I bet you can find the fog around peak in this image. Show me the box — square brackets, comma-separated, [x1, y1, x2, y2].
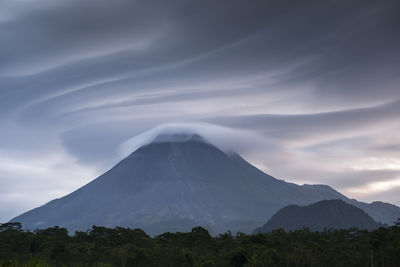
[1, 0, 399, 222]
[119, 123, 276, 158]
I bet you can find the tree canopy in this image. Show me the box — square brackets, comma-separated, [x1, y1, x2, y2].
[1, 222, 400, 266]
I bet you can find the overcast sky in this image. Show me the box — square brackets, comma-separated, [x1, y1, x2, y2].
[1, 0, 400, 222]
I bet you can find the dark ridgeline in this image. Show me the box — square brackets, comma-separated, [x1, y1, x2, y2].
[254, 199, 386, 233]
[11, 133, 400, 235]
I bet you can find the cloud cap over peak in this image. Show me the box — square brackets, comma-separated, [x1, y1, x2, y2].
[0, 0, 399, 222]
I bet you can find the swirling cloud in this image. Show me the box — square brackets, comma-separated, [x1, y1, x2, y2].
[0, 0, 399, 222]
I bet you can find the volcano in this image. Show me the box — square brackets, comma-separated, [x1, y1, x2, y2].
[11, 134, 400, 235]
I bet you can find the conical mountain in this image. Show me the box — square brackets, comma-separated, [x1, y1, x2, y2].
[11, 134, 400, 235]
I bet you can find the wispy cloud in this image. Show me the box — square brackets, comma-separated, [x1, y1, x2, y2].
[0, 0, 399, 222]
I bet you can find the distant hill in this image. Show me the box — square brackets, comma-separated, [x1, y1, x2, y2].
[254, 199, 385, 233]
[11, 133, 400, 235]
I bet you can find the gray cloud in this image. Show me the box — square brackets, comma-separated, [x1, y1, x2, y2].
[1, 0, 400, 222]
[208, 100, 400, 143]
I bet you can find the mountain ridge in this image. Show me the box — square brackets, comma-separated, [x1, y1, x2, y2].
[11, 134, 400, 235]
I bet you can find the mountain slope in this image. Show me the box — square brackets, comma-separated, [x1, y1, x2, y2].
[254, 199, 385, 232]
[11, 134, 400, 235]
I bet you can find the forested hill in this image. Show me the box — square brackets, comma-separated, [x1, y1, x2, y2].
[255, 199, 385, 233]
[1, 221, 400, 266]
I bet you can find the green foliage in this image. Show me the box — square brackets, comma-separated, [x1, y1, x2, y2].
[0, 222, 400, 266]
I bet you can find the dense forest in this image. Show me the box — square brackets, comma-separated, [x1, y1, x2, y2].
[1, 221, 400, 267]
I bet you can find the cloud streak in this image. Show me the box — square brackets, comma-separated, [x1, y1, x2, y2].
[0, 0, 399, 222]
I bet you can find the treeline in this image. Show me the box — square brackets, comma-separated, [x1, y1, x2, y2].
[1, 221, 400, 267]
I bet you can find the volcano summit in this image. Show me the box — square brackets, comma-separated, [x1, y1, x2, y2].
[12, 133, 400, 235]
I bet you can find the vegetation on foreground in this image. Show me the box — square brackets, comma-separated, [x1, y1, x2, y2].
[1, 221, 400, 267]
